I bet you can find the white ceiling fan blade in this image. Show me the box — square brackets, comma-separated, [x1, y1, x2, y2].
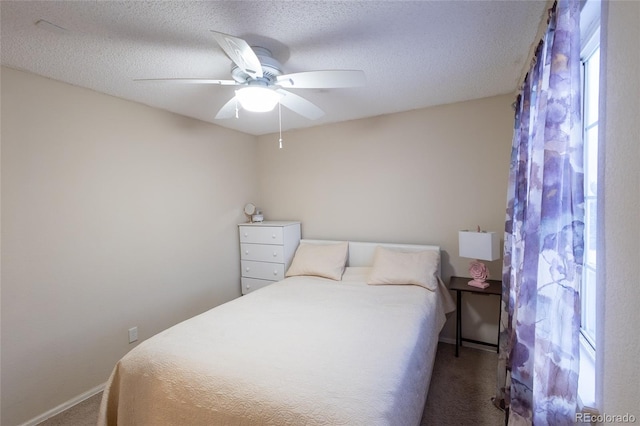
[211, 31, 263, 79]
[276, 89, 324, 120]
[276, 70, 365, 89]
[215, 96, 238, 120]
[134, 78, 238, 85]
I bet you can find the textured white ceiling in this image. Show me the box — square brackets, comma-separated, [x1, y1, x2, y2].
[0, 1, 548, 136]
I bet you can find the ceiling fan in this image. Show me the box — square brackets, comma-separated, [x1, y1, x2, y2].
[135, 31, 366, 120]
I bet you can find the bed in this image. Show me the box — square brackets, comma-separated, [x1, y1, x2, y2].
[98, 239, 455, 426]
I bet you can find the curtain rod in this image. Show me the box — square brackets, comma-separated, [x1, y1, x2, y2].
[512, 0, 558, 111]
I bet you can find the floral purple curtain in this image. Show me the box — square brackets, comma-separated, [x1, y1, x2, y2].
[493, 0, 583, 424]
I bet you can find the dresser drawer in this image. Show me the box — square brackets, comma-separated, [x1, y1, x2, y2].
[241, 277, 274, 295]
[240, 243, 284, 263]
[241, 260, 286, 281]
[239, 226, 283, 245]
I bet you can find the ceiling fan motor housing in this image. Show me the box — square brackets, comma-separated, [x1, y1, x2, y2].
[231, 47, 283, 84]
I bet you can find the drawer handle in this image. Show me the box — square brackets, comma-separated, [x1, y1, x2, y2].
[272, 234, 276, 239]
[273, 270, 278, 275]
[245, 250, 249, 255]
[245, 267, 250, 272]
[244, 232, 248, 237]
[272, 252, 277, 257]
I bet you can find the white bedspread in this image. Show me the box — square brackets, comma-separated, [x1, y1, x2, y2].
[98, 273, 453, 426]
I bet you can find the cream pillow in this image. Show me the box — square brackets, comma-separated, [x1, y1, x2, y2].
[367, 246, 439, 290]
[285, 242, 349, 281]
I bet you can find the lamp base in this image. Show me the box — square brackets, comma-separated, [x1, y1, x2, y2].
[467, 279, 490, 289]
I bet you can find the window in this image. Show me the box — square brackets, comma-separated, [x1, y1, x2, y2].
[577, 0, 600, 410]
[581, 33, 599, 351]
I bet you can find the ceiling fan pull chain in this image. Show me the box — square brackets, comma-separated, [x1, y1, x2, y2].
[278, 102, 283, 149]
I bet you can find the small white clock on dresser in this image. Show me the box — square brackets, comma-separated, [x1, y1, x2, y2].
[238, 221, 301, 295]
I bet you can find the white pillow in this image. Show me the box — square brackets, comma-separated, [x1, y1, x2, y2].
[285, 242, 349, 281]
[367, 246, 439, 290]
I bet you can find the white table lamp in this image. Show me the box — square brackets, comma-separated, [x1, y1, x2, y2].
[459, 229, 500, 289]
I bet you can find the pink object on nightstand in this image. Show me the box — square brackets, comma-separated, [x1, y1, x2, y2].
[467, 279, 490, 289]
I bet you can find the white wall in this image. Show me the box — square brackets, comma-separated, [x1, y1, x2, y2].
[599, 0, 640, 417]
[256, 95, 514, 344]
[0, 67, 257, 426]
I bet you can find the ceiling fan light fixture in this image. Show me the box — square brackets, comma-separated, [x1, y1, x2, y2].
[235, 87, 281, 112]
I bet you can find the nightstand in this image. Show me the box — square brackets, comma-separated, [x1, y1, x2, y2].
[449, 276, 502, 357]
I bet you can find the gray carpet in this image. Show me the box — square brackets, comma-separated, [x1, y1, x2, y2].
[38, 343, 504, 425]
[421, 343, 504, 425]
[37, 393, 102, 426]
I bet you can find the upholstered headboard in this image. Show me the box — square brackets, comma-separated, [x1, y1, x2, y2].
[299, 239, 441, 276]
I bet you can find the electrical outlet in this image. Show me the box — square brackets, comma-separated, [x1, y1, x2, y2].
[128, 326, 138, 343]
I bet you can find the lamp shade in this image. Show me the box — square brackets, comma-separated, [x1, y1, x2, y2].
[459, 231, 500, 261]
[235, 87, 281, 112]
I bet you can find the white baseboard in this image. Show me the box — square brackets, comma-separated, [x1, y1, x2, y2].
[19, 383, 105, 426]
[439, 336, 499, 353]
[439, 337, 456, 345]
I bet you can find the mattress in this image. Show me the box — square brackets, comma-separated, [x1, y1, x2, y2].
[98, 268, 453, 426]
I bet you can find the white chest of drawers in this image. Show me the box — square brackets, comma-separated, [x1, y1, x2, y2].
[238, 221, 301, 295]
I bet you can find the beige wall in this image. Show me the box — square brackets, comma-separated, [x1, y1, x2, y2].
[1, 67, 257, 425]
[256, 95, 514, 344]
[599, 0, 640, 417]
